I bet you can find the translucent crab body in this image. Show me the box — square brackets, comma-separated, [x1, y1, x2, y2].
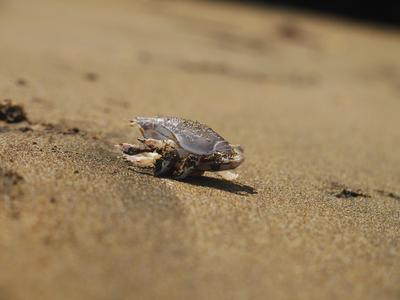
[119, 117, 244, 180]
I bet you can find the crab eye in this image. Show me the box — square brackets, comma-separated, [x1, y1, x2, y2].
[236, 145, 244, 153]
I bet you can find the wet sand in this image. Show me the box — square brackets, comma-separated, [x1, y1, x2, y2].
[1, 1, 400, 299]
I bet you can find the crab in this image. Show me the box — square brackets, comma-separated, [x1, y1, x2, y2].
[118, 117, 244, 180]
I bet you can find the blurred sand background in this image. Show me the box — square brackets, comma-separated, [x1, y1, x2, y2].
[1, 0, 400, 299]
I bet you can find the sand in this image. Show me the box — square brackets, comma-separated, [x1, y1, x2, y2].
[0, 1, 400, 299]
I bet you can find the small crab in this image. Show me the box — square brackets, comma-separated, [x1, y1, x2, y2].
[118, 117, 244, 180]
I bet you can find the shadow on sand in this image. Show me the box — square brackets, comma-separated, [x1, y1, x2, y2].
[182, 176, 257, 196]
[128, 167, 257, 196]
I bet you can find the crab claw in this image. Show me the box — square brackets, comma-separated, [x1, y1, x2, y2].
[116, 143, 143, 155]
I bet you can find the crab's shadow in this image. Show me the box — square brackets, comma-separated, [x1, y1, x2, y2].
[182, 176, 257, 196]
[128, 167, 257, 196]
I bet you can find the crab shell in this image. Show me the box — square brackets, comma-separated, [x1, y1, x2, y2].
[133, 117, 244, 171]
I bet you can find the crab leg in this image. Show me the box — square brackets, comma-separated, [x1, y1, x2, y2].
[172, 154, 200, 179]
[119, 138, 176, 154]
[124, 152, 161, 168]
[154, 149, 179, 176]
[142, 138, 178, 151]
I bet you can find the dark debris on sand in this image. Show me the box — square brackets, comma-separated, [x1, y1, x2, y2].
[63, 127, 80, 135]
[84, 72, 98, 82]
[335, 189, 370, 199]
[15, 78, 28, 86]
[0, 168, 24, 186]
[328, 182, 370, 199]
[0, 99, 28, 123]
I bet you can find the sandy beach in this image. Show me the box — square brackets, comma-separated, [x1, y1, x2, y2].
[1, 1, 400, 299]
